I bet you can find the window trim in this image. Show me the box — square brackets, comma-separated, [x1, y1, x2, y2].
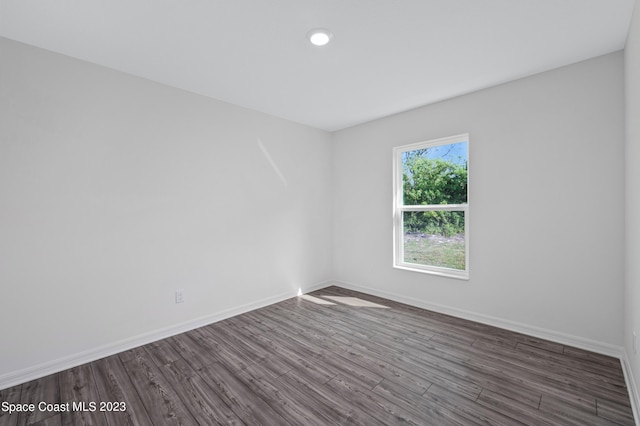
[393, 133, 469, 280]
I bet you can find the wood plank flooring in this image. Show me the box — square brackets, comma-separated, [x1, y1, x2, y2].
[0, 286, 635, 425]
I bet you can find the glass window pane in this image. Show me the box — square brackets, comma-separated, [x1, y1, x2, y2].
[403, 210, 465, 270]
[402, 141, 468, 205]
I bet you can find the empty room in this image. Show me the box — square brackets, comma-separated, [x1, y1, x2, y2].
[1, 0, 640, 425]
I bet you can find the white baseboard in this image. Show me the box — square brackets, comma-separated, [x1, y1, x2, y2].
[621, 351, 640, 426]
[0, 280, 332, 391]
[331, 280, 624, 358]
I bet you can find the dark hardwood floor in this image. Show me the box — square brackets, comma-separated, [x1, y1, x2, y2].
[0, 286, 635, 425]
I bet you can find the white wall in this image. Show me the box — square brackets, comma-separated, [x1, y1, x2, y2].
[625, 0, 640, 412]
[0, 37, 333, 383]
[0, 32, 630, 392]
[332, 52, 626, 350]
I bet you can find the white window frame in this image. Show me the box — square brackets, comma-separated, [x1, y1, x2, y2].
[393, 134, 469, 280]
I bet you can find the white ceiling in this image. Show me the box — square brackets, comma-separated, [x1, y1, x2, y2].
[0, 0, 635, 131]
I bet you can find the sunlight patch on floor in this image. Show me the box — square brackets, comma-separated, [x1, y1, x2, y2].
[300, 294, 336, 305]
[322, 296, 389, 308]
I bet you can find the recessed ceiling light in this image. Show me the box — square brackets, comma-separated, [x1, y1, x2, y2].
[307, 28, 333, 46]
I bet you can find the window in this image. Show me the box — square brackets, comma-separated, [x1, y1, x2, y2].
[393, 134, 469, 279]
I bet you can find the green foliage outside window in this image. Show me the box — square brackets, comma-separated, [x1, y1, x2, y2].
[402, 153, 467, 237]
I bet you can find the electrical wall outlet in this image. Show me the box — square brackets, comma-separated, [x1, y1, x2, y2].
[175, 289, 185, 304]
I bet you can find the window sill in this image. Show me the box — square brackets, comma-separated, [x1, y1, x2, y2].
[394, 264, 469, 281]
